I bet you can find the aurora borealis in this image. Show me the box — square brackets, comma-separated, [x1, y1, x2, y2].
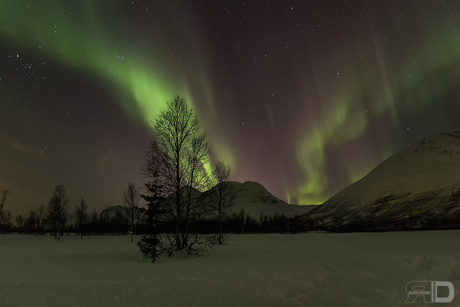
[1, 1, 460, 215]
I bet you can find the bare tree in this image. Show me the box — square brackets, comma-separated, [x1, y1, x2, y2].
[26, 210, 36, 233]
[210, 161, 236, 244]
[74, 199, 88, 239]
[90, 208, 98, 234]
[239, 208, 246, 235]
[0, 190, 9, 211]
[123, 183, 141, 242]
[0, 190, 10, 226]
[3, 209, 13, 231]
[15, 215, 23, 231]
[144, 96, 210, 252]
[47, 185, 69, 241]
[100, 205, 110, 235]
[183, 133, 211, 246]
[4, 209, 12, 231]
[36, 205, 45, 237]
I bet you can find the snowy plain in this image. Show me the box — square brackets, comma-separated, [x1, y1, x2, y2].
[1, 231, 460, 307]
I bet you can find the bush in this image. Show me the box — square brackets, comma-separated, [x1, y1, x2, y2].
[137, 234, 163, 262]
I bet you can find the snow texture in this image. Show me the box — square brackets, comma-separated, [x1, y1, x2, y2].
[1, 231, 460, 306]
[226, 181, 316, 217]
[307, 131, 460, 224]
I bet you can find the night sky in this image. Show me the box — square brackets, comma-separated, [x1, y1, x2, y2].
[1, 1, 460, 216]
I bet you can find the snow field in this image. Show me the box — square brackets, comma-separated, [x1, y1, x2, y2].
[1, 231, 460, 306]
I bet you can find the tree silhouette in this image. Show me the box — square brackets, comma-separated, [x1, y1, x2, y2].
[144, 96, 210, 252]
[239, 208, 246, 235]
[47, 185, 69, 241]
[90, 208, 99, 234]
[25, 210, 36, 233]
[36, 205, 45, 236]
[75, 199, 88, 239]
[139, 162, 167, 262]
[15, 214, 23, 231]
[210, 161, 236, 244]
[183, 133, 210, 246]
[0, 190, 10, 227]
[0, 190, 9, 211]
[123, 183, 140, 242]
[3, 210, 12, 231]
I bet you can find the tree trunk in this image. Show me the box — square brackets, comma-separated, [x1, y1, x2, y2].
[175, 221, 181, 250]
[175, 178, 182, 250]
[218, 202, 223, 244]
[175, 194, 182, 250]
[218, 223, 223, 244]
[175, 148, 182, 251]
[130, 225, 133, 243]
[57, 210, 61, 241]
[131, 207, 134, 243]
[184, 185, 193, 248]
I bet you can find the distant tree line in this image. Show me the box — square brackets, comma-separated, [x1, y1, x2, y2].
[0, 186, 312, 237]
[7, 198, 460, 237]
[303, 204, 460, 233]
[0, 184, 143, 237]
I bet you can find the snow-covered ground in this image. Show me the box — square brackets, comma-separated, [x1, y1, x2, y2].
[1, 231, 460, 306]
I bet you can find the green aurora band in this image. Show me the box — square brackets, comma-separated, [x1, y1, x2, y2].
[0, 1, 235, 177]
[0, 2, 175, 123]
[2, 2, 460, 205]
[293, 25, 460, 205]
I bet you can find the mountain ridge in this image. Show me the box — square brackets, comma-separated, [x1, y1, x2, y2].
[302, 131, 460, 230]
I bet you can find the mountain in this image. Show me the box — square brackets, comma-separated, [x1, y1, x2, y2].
[161, 181, 316, 218]
[223, 181, 316, 218]
[302, 131, 460, 230]
[100, 205, 127, 219]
